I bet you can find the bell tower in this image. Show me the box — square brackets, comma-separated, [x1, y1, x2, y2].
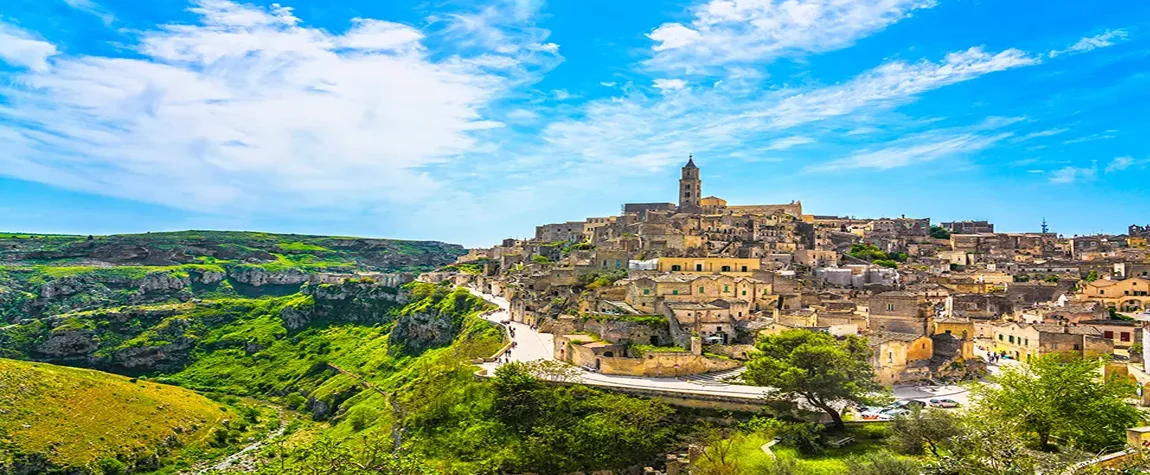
[679, 155, 701, 211]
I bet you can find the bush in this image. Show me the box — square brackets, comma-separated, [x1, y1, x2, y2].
[345, 405, 380, 432]
[283, 393, 306, 410]
[94, 458, 126, 475]
[845, 452, 921, 475]
[778, 422, 824, 455]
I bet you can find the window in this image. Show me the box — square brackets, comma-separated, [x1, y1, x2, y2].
[1073, 344, 1081, 350]
[1024, 338, 1028, 346]
[742, 290, 747, 296]
[886, 303, 895, 311]
[696, 264, 703, 272]
[699, 286, 705, 293]
[721, 265, 731, 272]
[615, 259, 621, 268]
[643, 289, 650, 295]
[1009, 335, 1015, 344]
[1100, 290, 1105, 295]
[1104, 331, 1114, 339]
[716, 326, 722, 332]
[672, 290, 679, 295]
[998, 334, 1004, 341]
[723, 285, 729, 292]
[741, 266, 748, 272]
[672, 264, 682, 271]
[888, 351, 893, 363]
[1122, 332, 1131, 342]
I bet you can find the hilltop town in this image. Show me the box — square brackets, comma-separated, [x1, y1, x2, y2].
[435, 157, 1150, 387]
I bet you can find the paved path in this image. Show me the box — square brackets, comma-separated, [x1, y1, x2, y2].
[467, 287, 972, 405]
[467, 288, 775, 401]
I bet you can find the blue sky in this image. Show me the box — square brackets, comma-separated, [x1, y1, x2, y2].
[0, 0, 1147, 247]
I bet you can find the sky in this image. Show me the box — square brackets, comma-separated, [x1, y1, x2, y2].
[0, 0, 1147, 247]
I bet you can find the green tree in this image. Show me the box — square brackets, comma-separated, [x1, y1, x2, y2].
[890, 407, 962, 456]
[924, 408, 1040, 475]
[1085, 270, 1100, 282]
[930, 226, 951, 239]
[974, 354, 1142, 451]
[744, 329, 885, 428]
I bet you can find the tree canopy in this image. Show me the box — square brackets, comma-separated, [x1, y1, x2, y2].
[743, 329, 885, 428]
[974, 354, 1143, 452]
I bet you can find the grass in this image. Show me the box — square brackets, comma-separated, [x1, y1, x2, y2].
[706, 423, 917, 475]
[0, 358, 229, 470]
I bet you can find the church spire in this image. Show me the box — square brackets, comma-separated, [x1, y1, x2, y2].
[684, 154, 697, 169]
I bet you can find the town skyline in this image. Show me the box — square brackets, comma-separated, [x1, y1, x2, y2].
[1, 0, 1147, 246]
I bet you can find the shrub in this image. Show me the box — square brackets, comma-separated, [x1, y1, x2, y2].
[345, 405, 380, 432]
[778, 422, 824, 455]
[94, 458, 126, 475]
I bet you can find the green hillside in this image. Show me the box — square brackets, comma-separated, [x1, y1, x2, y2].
[0, 358, 264, 474]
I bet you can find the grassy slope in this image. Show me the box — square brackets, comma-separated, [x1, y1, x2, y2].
[0, 358, 226, 469]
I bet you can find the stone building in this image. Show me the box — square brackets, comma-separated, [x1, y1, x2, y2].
[942, 220, 995, 234]
[1081, 277, 1150, 312]
[868, 291, 931, 334]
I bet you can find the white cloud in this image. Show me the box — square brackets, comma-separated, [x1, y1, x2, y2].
[1105, 156, 1146, 174]
[63, 0, 116, 25]
[653, 78, 687, 91]
[1050, 30, 1128, 57]
[764, 135, 813, 150]
[1049, 162, 1098, 184]
[0, 0, 558, 215]
[599, 81, 617, 87]
[1015, 127, 1069, 142]
[807, 129, 1011, 172]
[0, 22, 59, 71]
[647, 0, 938, 71]
[759, 48, 1039, 128]
[531, 46, 1039, 177]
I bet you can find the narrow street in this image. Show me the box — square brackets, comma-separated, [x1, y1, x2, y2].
[468, 287, 985, 406]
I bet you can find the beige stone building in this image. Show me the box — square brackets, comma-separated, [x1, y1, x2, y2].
[870, 333, 935, 386]
[868, 291, 932, 335]
[991, 322, 1114, 361]
[622, 274, 776, 314]
[1081, 278, 1150, 312]
[655, 257, 761, 276]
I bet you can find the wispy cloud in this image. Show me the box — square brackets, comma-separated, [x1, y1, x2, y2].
[806, 127, 1012, 172]
[1050, 30, 1129, 57]
[646, 0, 938, 72]
[764, 136, 814, 150]
[62, 0, 116, 25]
[653, 78, 687, 91]
[1105, 156, 1147, 173]
[0, 22, 58, 71]
[0, 0, 559, 214]
[1049, 162, 1098, 184]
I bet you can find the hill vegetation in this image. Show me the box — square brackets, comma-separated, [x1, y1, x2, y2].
[0, 358, 272, 474]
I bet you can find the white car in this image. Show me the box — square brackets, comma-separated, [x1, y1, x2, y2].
[929, 398, 961, 408]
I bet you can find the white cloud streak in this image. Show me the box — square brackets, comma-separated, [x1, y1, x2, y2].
[1050, 30, 1128, 57]
[646, 0, 938, 71]
[1049, 162, 1098, 184]
[0, 22, 58, 71]
[0, 0, 560, 215]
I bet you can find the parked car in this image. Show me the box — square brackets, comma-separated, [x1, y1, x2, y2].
[929, 398, 960, 408]
[858, 406, 887, 420]
[892, 399, 927, 410]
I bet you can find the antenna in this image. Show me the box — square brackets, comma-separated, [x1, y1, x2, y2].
[1041, 218, 1049, 234]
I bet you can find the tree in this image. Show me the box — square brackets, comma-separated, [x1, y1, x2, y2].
[973, 354, 1143, 452]
[1085, 270, 1100, 282]
[743, 329, 885, 428]
[924, 408, 1041, 475]
[890, 407, 962, 456]
[930, 226, 951, 240]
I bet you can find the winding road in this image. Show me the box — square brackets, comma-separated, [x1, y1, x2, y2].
[467, 288, 976, 405]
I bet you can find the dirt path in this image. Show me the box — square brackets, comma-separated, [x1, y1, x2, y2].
[190, 410, 286, 474]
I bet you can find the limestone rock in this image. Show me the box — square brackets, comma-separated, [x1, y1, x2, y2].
[36, 329, 97, 357]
